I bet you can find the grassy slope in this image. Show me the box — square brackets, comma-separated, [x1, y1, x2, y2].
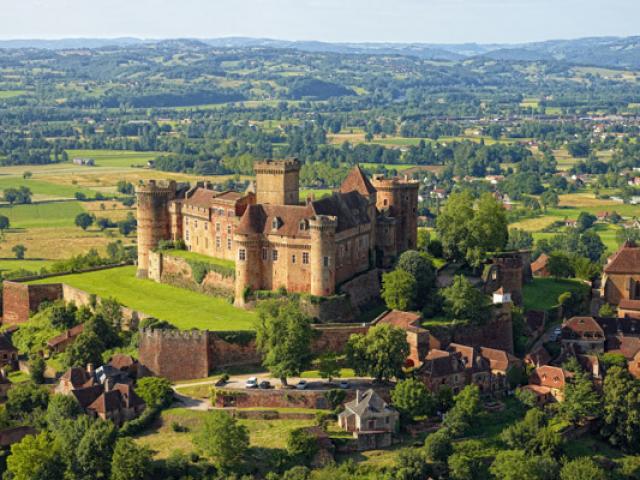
[523, 277, 589, 312]
[29, 266, 257, 331]
[0, 201, 84, 228]
[162, 249, 235, 269]
[0, 177, 97, 200]
[64, 149, 162, 168]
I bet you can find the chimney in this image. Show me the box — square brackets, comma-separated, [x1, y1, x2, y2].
[356, 390, 362, 404]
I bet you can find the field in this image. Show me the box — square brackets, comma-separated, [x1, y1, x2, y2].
[0, 201, 84, 228]
[63, 149, 162, 168]
[523, 277, 589, 312]
[0, 90, 27, 99]
[0, 177, 97, 201]
[29, 266, 257, 331]
[134, 408, 316, 460]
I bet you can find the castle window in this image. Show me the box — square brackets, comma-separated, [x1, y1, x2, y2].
[195, 220, 198, 228]
[323, 256, 330, 268]
[383, 199, 388, 206]
[262, 248, 268, 261]
[303, 252, 309, 264]
[227, 225, 232, 234]
[216, 236, 221, 248]
[239, 249, 246, 261]
[272, 250, 279, 261]
[185, 231, 190, 241]
[292, 254, 296, 264]
[216, 223, 221, 232]
[204, 222, 208, 231]
[185, 218, 189, 226]
[299, 220, 308, 231]
[227, 238, 232, 250]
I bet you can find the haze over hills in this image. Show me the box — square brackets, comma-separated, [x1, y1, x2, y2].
[2, 35, 640, 69]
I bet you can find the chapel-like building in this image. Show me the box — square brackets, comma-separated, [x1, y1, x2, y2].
[136, 159, 418, 304]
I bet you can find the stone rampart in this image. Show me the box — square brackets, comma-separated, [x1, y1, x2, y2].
[2, 281, 63, 325]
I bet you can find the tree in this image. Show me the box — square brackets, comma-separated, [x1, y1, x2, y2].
[381, 269, 417, 311]
[540, 190, 559, 211]
[501, 408, 563, 457]
[507, 228, 534, 251]
[255, 300, 314, 386]
[12, 244, 26, 259]
[470, 192, 508, 259]
[64, 331, 105, 368]
[442, 275, 489, 324]
[392, 448, 432, 480]
[46, 394, 81, 432]
[346, 323, 409, 382]
[601, 365, 640, 451]
[598, 303, 616, 318]
[135, 376, 173, 409]
[547, 251, 573, 279]
[75, 419, 117, 479]
[6, 432, 65, 480]
[559, 369, 601, 423]
[29, 354, 46, 384]
[576, 212, 596, 232]
[391, 378, 436, 421]
[436, 190, 475, 262]
[442, 385, 481, 436]
[424, 430, 452, 463]
[194, 410, 249, 471]
[111, 437, 153, 480]
[396, 250, 436, 305]
[75, 212, 94, 230]
[0, 215, 9, 230]
[287, 428, 319, 464]
[6, 382, 49, 421]
[560, 457, 607, 480]
[448, 452, 488, 480]
[317, 353, 340, 383]
[490, 450, 558, 480]
[22, 171, 32, 179]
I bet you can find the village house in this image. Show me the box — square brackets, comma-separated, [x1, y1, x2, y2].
[523, 365, 570, 404]
[86, 383, 145, 425]
[602, 241, 640, 306]
[619, 299, 640, 319]
[47, 324, 84, 354]
[531, 253, 550, 278]
[337, 389, 399, 450]
[560, 316, 606, 355]
[525, 345, 552, 368]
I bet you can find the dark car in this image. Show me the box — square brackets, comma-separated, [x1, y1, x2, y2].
[259, 380, 271, 389]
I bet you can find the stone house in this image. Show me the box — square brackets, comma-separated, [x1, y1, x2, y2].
[531, 253, 550, 278]
[523, 365, 570, 403]
[561, 316, 606, 355]
[47, 323, 84, 354]
[56, 365, 97, 395]
[418, 349, 468, 394]
[86, 383, 145, 425]
[338, 389, 399, 450]
[602, 241, 640, 306]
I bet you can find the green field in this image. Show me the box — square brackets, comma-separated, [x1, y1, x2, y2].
[0, 177, 97, 200]
[162, 249, 235, 269]
[64, 149, 162, 168]
[0, 201, 84, 228]
[523, 277, 589, 312]
[0, 259, 54, 275]
[0, 90, 27, 99]
[30, 266, 257, 331]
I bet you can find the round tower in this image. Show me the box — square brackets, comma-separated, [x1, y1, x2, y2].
[233, 234, 261, 307]
[309, 215, 337, 297]
[136, 180, 177, 278]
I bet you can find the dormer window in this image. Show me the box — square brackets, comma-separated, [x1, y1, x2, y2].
[272, 218, 281, 231]
[299, 220, 308, 231]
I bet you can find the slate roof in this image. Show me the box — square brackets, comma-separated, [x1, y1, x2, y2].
[604, 241, 640, 274]
[87, 383, 144, 415]
[60, 367, 95, 389]
[310, 191, 371, 232]
[341, 389, 393, 417]
[422, 349, 466, 377]
[340, 165, 377, 197]
[525, 345, 551, 367]
[72, 385, 104, 409]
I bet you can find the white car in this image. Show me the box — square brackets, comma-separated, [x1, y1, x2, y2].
[245, 377, 258, 389]
[296, 380, 308, 390]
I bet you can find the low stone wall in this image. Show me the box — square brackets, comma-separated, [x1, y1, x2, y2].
[214, 389, 346, 409]
[228, 409, 316, 420]
[150, 251, 234, 298]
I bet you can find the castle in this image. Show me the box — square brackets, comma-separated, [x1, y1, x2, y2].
[136, 159, 419, 305]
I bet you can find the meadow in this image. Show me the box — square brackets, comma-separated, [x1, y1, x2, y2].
[0, 177, 97, 201]
[63, 149, 162, 168]
[29, 266, 257, 331]
[523, 277, 589, 312]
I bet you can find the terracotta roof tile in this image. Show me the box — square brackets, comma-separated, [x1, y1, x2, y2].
[340, 165, 377, 197]
[531, 254, 549, 274]
[620, 300, 640, 311]
[529, 365, 570, 389]
[47, 324, 84, 348]
[377, 310, 421, 329]
[604, 242, 640, 274]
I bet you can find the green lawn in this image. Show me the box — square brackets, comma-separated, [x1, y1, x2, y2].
[162, 249, 235, 270]
[0, 177, 97, 200]
[0, 201, 84, 228]
[0, 259, 54, 275]
[64, 149, 162, 168]
[29, 266, 256, 331]
[523, 277, 589, 312]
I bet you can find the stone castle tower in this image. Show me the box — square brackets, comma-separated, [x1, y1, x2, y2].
[371, 175, 419, 253]
[254, 159, 301, 205]
[135, 180, 177, 278]
[309, 215, 337, 297]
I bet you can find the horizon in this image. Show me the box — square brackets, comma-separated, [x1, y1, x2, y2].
[2, 0, 639, 44]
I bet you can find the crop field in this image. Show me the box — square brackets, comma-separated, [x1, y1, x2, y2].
[0, 177, 97, 201]
[29, 266, 257, 331]
[63, 149, 162, 168]
[0, 201, 84, 228]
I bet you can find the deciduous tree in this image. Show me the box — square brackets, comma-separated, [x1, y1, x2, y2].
[346, 323, 408, 382]
[194, 410, 249, 471]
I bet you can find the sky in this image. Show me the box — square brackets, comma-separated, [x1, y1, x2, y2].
[2, 0, 639, 44]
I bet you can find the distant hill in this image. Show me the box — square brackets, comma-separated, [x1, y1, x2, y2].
[4, 35, 640, 69]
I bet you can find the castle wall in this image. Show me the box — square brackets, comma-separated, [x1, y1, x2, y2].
[2, 281, 63, 325]
[138, 330, 210, 381]
[483, 254, 525, 306]
[254, 159, 300, 206]
[338, 269, 382, 310]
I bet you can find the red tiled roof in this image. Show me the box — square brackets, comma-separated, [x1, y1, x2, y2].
[109, 354, 136, 371]
[183, 188, 219, 209]
[377, 310, 421, 329]
[531, 254, 549, 274]
[60, 366, 92, 388]
[562, 316, 605, 338]
[479, 346, 518, 372]
[530, 365, 570, 389]
[47, 324, 84, 348]
[620, 300, 640, 312]
[340, 165, 377, 197]
[604, 242, 640, 274]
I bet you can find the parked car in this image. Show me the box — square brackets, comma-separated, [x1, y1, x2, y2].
[339, 380, 350, 389]
[259, 380, 271, 390]
[296, 380, 308, 390]
[245, 377, 258, 389]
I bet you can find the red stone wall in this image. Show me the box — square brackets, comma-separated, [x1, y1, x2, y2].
[138, 330, 210, 381]
[209, 335, 261, 368]
[2, 281, 63, 325]
[312, 325, 369, 354]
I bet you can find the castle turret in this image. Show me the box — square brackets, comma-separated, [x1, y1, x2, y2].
[371, 175, 419, 253]
[135, 180, 177, 278]
[254, 159, 301, 206]
[310, 215, 337, 297]
[233, 232, 262, 307]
